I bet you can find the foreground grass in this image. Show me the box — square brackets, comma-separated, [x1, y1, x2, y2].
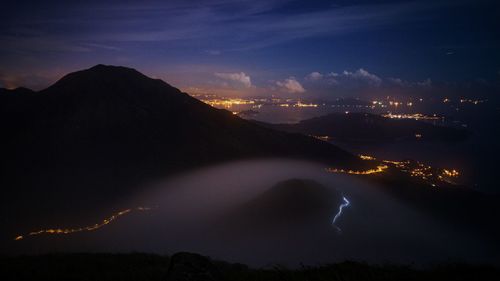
[1, 252, 498, 281]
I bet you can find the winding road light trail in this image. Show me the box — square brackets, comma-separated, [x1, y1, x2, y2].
[332, 196, 350, 233]
[14, 207, 152, 241]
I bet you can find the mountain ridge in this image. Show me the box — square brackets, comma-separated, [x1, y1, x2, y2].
[0, 65, 363, 222]
[254, 112, 468, 143]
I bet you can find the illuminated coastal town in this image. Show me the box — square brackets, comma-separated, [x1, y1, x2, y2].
[381, 113, 443, 120]
[195, 94, 465, 188]
[327, 154, 460, 187]
[325, 165, 389, 175]
[192, 94, 486, 124]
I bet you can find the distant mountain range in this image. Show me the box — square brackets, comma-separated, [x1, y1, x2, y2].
[0, 65, 361, 219]
[255, 112, 468, 143]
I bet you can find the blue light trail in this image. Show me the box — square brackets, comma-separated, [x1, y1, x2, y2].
[332, 196, 350, 233]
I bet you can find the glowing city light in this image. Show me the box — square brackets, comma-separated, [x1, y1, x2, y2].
[442, 169, 459, 177]
[359, 154, 376, 160]
[310, 135, 331, 141]
[325, 165, 388, 175]
[344, 154, 461, 186]
[381, 113, 442, 120]
[294, 101, 318, 107]
[14, 207, 153, 241]
[201, 98, 255, 108]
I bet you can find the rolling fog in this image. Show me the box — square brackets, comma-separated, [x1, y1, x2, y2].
[8, 159, 496, 267]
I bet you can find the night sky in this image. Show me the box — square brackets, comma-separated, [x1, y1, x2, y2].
[1, 0, 499, 98]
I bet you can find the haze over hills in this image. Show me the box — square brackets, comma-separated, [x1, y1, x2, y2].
[0, 65, 361, 219]
[224, 179, 341, 229]
[2, 66, 499, 268]
[2, 0, 499, 275]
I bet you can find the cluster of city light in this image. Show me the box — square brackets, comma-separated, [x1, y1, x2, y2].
[14, 207, 152, 241]
[294, 101, 319, 107]
[327, 154, 461, 187]
[381, 113, 442, 120]
[310, 135, 331, 141]
[331, 104, 374, 109]
[460, 99, 486, 105]
[442, 169, 459, 177]
[195, 94, 486, 115]
[371, 100, 414, 108]
[201, 98, 255, 108]
[200, 97, 324, 109]
[407, 163, 434, 180]
[355, 154, 460, 186]
[441, 98, 486, 105]
[358, 154, 376, 160]
[275, 101, 321, 107]
[325, 165, 388, 175]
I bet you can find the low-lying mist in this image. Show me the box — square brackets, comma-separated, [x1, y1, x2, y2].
[7, 159, 496, 267]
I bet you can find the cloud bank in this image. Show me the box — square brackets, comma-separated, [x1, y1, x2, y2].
[215, 72, 252, 88]
[276, 77, 305, 94]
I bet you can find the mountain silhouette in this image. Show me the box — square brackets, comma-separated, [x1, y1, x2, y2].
[0, 65, 361, 222]
[224, 179, 341, 230]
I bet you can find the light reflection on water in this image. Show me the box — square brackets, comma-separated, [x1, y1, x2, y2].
[236, 104, 358, 124]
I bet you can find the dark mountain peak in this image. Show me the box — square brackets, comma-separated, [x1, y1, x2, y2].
[226, 179, 341, 228]
[86, 64, 146, 78]
[14, 87, 35, 93]
[90, 63, 121, 70]
[0, 87, 35, 95]
[0, 87, 36, 112]
[0, 65, 362, 217]
[257, 179, 337, 206]
[42, 64, 178, 97]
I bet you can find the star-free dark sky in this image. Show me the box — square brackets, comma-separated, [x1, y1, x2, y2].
[1, 0, 499, 98]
